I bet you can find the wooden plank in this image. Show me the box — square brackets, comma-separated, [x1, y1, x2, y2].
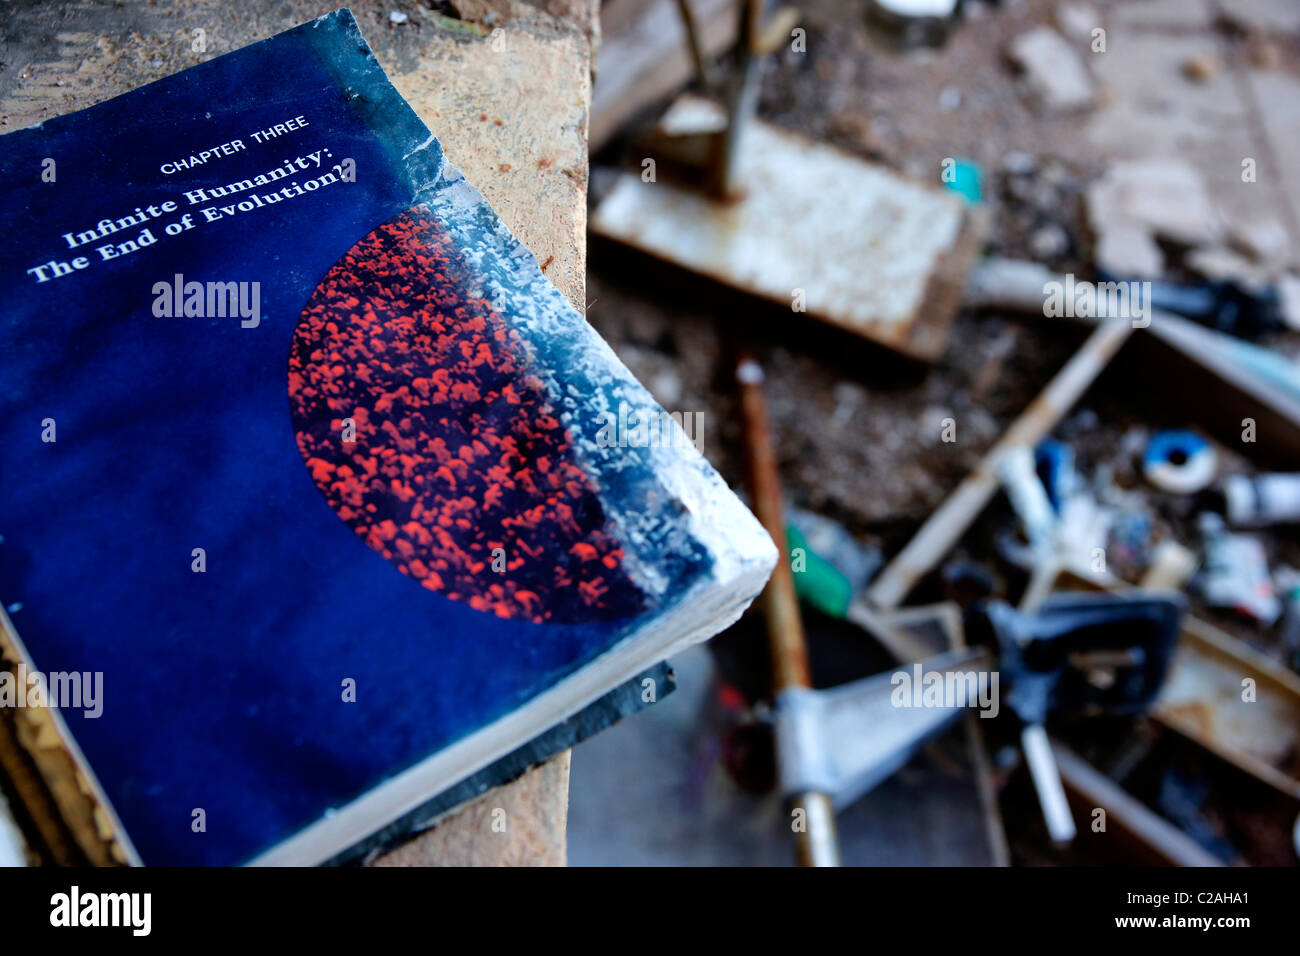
[592, 96, 981, 361]
[1153, 616, 1300, 802]
[0, 0, 596, 867]
[1054, 742, 1223, 867]
[592, 0, 740, 150]
[1137, 315, 1300, 467]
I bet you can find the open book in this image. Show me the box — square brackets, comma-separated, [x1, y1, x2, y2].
[0, 8, 774, 865]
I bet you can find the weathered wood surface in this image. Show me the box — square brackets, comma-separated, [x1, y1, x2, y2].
[0, 0, 598, 867]
[591, 0, 739, 150]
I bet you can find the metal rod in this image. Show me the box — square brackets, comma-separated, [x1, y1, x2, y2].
[717, 0, 764, 197]
[736, 352, 840, 866]
[792, 792, 839, 867]
[1021, 724, 1077, 845]
[674, 0, 714, 90]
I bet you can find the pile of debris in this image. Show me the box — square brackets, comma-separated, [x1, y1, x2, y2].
[583, 0, 1300, 866]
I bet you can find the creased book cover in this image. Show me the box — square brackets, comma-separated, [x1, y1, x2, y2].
[0, 8, 774, 865]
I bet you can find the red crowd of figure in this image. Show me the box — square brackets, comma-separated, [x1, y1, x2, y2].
[288, 206, 643, 624]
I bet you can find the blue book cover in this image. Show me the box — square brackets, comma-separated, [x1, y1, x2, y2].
[0, 9, 773, 865]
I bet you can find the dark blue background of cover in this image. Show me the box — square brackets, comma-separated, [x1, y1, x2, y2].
[0, 13, 674, 864]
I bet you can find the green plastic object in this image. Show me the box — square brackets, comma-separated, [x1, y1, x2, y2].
[787, 523, 854, 619]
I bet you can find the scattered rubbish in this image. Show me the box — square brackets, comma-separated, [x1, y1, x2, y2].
[582, 0, 1300, 870]
[1095, 223, 1164, 279]
[866, 0, 962, 47]
[1053, 742, 1223, 866]
[1137, 276, 1284, 339]
[963, 259, 1300, 460]
[1185, 245, 1270, 290]
[1139, 540, 1200, 592]
[1195, 512, 1280, 624]
[1086, 157, 1221, 247]
[593, 96, 981, 361]
[1228, 217, 1290, 267]
[1054, 2, 1100, 43]
[1153, 765, 1237, 861]
[1029, 222, 1071, 261]
[1216, 473, 1300, 527]
[1181, 53, 1221, 83]
[1007, 27, 1096, 113]
[1142, 430, 1217, 494]
[1275, 567, 1300, 672]
[998, 445, 1057, 553]
[786, 506, 883, 618]
[388, 10, 408, 24]
[1154, 615, 1300, 801]
[868, 320, 1133, 610]
[940, 156, 982, 203]
[969, 593, 1185, 843]
[1026, 548, 1300, 804]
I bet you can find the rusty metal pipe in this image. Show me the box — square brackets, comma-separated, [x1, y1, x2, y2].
[735, 352, 840, 866]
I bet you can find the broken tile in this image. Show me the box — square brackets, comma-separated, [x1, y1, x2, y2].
[1008, 27, 1096, 113]
[1095, 223, 1165, 278]
[1030, 222, 1071, 260]
[1185, 245, 1270, 287]
[1055, 1, 1100, 42]
[1087, 157, 1222, 246]
[1227, 217, 1290, 266]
